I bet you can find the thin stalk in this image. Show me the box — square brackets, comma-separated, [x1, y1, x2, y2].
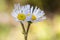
[20, 21, 25, 34]
[25, 22, 31, 40]
[20, 21, 32, 40]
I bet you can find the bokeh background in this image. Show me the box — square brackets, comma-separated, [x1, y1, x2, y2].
[0, 0, 60, 40]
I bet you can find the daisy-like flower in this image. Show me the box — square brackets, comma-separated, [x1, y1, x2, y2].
[27, 6, 46, 22]
[11, 3, 31, 22]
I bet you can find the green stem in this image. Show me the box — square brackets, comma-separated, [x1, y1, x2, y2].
[20, 21, 32, 40]
[25, 22, 31, 40]
[20, 21, 25, 34]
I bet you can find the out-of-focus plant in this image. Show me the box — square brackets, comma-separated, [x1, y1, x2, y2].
[0, 23, 12, 40]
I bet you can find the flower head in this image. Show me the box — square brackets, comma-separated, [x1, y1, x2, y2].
[27, 6, 46, 22]
[12, 3, 46, 22]
[12, 3, 31, 22]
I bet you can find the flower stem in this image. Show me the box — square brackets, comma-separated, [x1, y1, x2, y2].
[25, 21, 31, 40]
[20, 21, 25, 35]
[20, 21, 32, 40]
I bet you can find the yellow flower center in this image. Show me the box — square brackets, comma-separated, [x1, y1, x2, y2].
[17, 13, 26, 20]
[32, 15, 36, 20]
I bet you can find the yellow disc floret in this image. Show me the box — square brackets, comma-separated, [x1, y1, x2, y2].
[32, 15, 36, 20]
[17, 13, 26, 20]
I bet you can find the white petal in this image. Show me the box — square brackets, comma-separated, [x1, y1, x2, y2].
[26, 16, 31, 21]
[37, 16, 46, 22]
[13, 7, 20, 14]
[30, 6, 33, 13]
[14, 3, 20, 10]
[39, 11, 45, 17]
[24, 10, 30, 14]
[21, 5, 31, 14]
[36, 8, 41, 14]
[11, 12, 17, 18]
[36, 11, 45, 18]
[20, 6, 25, 13]
[25, 4, 30, 10]
[33, 6, 37, 14]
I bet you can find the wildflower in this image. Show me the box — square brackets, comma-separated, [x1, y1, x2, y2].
[12, 3, 31, 22]
[28, 6, 46, 22]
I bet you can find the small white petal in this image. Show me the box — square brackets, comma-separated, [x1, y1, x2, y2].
[25, 4, 30, 10]
[33, 8, 41, 18]
[11, 12, 17, 18]
[30, 6, 33, 13]
[36, 11, 45, 18]
[35, 8, 41, 15]
[26, 16, 31, 21]
[24, 10, 30, 14]
[20, 6, 24, 13]
[13, 7, 20, 14]
[33, 6, 37, 14]
[14, 3, 20, 10]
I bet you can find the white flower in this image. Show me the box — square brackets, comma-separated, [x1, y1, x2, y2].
[11, 3, 31, 22]
[11, 3, 46, 22]
[27, 6, 46, 22]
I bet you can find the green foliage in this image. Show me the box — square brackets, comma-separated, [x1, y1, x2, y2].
[0, 23, 11, 36]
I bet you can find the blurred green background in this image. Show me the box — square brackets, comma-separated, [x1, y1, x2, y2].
[0, 0, 60, 40]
